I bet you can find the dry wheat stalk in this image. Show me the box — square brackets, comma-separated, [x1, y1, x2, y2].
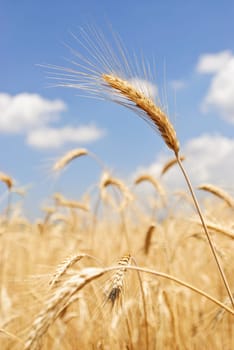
[198, 184, 234, 207]
[53, 148, 88, 172]
[161, 155, 185, 176]
[0, 172, 13, 190]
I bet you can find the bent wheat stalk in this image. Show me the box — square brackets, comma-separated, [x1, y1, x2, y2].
[198, 183, 234, 207]
[161, 155, 185, 176]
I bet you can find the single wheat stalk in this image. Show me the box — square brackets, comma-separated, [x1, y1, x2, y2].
[198, 183, 234, 207]
[161, 155, 185, 176]
[53, 148, 88, 172]
[175, 156, 234, 308]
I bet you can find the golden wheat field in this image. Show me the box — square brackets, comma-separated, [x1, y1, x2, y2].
[1, 29, 234, 350]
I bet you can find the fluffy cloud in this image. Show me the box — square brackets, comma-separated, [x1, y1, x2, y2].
[0, 92, 105, 149]
[26, 125, 105, 149]
[197, 51, 234, 124]
[196, 51, 232, 74]
[133, 134, 234, 191]
[0, 93, 66, 133]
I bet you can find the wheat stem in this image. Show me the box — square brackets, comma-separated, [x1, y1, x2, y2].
[175, 155, 234, 309]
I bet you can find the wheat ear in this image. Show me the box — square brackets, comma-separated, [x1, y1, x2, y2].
[161, 155, 185, 176]
[135, 174, 166, 205]
[53, 148, 88, 172]
[102, 74, 180, 154]
[24, 268, 104, 350]
[0, 172, 14, 190]
[198, 183, 234, 207]
[107, 254, 131, 308]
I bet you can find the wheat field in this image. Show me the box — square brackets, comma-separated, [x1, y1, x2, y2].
[1, 29, 234, 349]
[0, 160, 233, 350]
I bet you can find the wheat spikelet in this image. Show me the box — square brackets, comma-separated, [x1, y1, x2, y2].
[102, 74, 180, 154]
[161, 155, 185, 176]
[198, 183, 234, 207]
[135, 173, 166, 204]
[0, 172, 14, 190]
[53, 148, 88, 172]
[144, 223, 156, 255]
[49, 254, 85, 287]
[24, 267, 104, 350]
[107, 254, 131, 308]
[100, 172, 133, 210]
[191, 219, 234, 240]
[53, 192, 89, 211]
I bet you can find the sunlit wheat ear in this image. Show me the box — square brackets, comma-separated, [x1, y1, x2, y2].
[24, 268, 104, 350]
[106, 254, 131, 309]
[161, 155, 185, 176]
[198, 183, 234, 208]
[100, 172, 133, 211]
[191, 219, 234, 240]
[53, 148, 88, 173]
[135, 174, 166, 205]
[0, 172, 14, 190]
[49, 253, 101, 288]
[144, 223, 156, 255]
[53, 192, 89, 211]
[102, 74, 180, 154]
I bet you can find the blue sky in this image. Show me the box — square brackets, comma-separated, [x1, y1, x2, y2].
[1, 1, 234, 218]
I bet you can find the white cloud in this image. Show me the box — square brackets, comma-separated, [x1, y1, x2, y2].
[26, 125, 105, 149]
[197, 51, 234, 124]
[133, 134, 234, 191]
[196, 51, 232, 73]
[0, 92, 105, 149]
[0, 93, 66, 133]
[129, 78, 158, 99]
